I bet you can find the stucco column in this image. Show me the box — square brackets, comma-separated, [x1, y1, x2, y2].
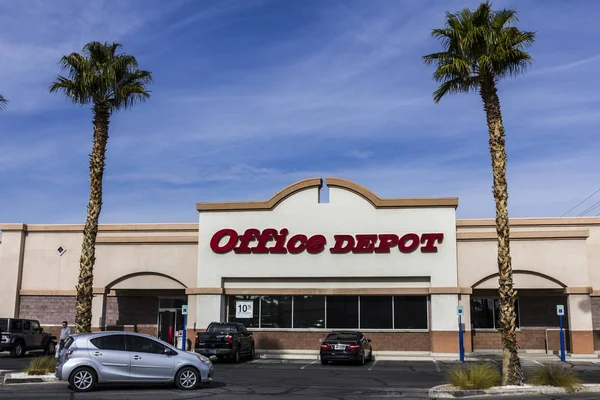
[458, 293, 473, 353]
[91, 289, 107, 332]
[567, 294, 594, 354]
[0, 224, 27, 317]
[191, 294, 223, 331]
[430, 294, 460, 354]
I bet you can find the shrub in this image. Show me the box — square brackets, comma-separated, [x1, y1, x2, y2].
[25, 356, 58, 376]
[447, 363, 501, 390]
[528, 363, 582, 392]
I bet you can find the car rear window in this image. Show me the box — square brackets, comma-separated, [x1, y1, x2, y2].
[64, 337, 75, 349]
[0, 319, 7, 332]
[207, 323, 238, 333]
[325, 333, 357, 341]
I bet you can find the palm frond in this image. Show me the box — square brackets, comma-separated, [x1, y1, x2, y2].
[0, 94, 8, 110]
[49, 41, 152, 111]
[423, 1, 535, 101]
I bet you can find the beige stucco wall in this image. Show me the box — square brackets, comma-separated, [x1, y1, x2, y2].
[0, 224, 199, 306]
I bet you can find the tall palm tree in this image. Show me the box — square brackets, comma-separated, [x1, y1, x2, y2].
[0, 95, 8, 110]
[50, 41, 153, 334]
[422, 1, 535, 386]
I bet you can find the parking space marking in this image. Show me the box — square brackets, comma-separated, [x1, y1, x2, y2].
[301, 360, 318, 370]
[368, 359, 379, 371]
[432, 360, 441, 372]
[531, 360, 543, 366]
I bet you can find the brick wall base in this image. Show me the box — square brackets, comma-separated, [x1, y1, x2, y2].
[19, 296, 76, 325]
[247, 331, 431, 351]
[472, 329, 571, 352]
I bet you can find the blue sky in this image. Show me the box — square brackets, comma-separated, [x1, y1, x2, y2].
[1, 0, 599, 224]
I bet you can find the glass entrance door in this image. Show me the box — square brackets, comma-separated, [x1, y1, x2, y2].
[158, 310, 176, 344]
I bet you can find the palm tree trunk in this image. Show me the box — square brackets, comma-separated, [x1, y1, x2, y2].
[480, 80, 523, 386]
[75, 101, 110, 334]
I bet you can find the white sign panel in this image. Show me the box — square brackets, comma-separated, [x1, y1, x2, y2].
[182, 305, 188, 315]
[457, 305, 464, 316]
[236, 301, 253, 318]
[557, 305, 564, 316]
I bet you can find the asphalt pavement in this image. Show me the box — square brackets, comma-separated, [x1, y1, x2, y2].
[2, 354, 600, 399]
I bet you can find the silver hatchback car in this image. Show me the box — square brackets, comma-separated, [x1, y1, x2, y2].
[55, 331, 214, 392]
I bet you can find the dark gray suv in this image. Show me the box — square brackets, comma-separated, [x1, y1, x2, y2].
[0, 318, 57, 357]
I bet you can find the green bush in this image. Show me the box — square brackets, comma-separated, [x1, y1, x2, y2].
[25, 356, 58, 376]
[527, 363, 582, 392]
[447, 363, 501, 390]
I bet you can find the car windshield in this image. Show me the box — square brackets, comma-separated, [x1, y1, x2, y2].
[0, 319, 7, 332]
[326, 333, 357, 341]
[207, 324, 237, 333]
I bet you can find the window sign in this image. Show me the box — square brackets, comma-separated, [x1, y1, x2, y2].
[236, 301, 254, 318]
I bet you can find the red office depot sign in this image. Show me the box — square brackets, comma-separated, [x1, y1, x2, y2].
[210, 228, 443, 255]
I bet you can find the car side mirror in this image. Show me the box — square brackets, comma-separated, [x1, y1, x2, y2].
[38, 327, 43, 332]
[164, 348, 173, 355]
[248, 332, 252, 336]
[367, 339, 371, 343]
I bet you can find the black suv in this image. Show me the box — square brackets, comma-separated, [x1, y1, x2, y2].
[0, 318, 57, 357]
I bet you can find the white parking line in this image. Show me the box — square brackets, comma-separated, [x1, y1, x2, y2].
[368, 359, 379, 371]
[432, 360, 441, 372]
[234, 359, 260, 368]
[531, 360, 543, 366]
[301, 360, 318, 369]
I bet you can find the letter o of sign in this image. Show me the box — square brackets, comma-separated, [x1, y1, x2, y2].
[210, 229, 239, 253]
[398, 233, 420, 253]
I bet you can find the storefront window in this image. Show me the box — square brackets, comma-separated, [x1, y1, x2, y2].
[360, 296, 393, 329]
[227, 295, 260, 328]
[293, 295, 325, 328]
[394, 296, 428, 329]
[470, 298, 520, 329]
[326, 296, 358, 329]
[260, 296, 292, 328]
[225, 294, 429, 330]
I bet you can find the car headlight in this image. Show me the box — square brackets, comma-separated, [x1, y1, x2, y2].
[197, 354, 212, 365]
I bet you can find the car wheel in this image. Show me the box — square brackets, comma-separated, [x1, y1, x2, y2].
[250, 344, 255, 359]
[69, 367, 97, 392]
[359, 353, 365, 366]
[44, 341, 56, 356]
[10, 341, 25, 358]
[234, 346, 241, 363]
[175, 367, 200, 390]
[367, 349, 373, 362]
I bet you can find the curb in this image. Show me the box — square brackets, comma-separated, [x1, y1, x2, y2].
[428, 384, 600, 398]
[2, 373, 59, 386]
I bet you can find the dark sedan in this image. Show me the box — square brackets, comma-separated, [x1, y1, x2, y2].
[319, 331, 373, 365]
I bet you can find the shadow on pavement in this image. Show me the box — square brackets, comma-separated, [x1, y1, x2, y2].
[67, 381, 227, 392]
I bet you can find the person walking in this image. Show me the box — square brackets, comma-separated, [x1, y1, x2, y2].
[55, 320, 71, 359]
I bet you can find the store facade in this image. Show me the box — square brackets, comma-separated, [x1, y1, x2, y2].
[1, 177, 599, 357]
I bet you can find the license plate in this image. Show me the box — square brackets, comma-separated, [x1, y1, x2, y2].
[208, 349, 217, 354]
[334, 345, 345, 350]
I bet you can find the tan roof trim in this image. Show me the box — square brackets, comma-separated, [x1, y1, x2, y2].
[19, 290, 77, 296]
[0, 223, 198, 233]
[564, 287, 593, 294]
[96, 235, 198, 244]
[186, 287, 224, 295]
[0, 223, 26, 232]
[196, 178, 323, 212]
[326, 177, 459, 209]
[457, 230, 589, 241]
[591, 291, 600, 297]
[457, 217, 600, 228]
[0, 234, 2, 244]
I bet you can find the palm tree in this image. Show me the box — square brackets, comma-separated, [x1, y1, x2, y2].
[0, 95, 8, 110]
[422, 1, 535, 386]
[50, 41, 153, 334]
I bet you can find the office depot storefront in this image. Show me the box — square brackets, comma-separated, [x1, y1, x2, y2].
[1, 177, 600, 357]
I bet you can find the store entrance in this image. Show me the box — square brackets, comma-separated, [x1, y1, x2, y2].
[157, 298, 187, 345]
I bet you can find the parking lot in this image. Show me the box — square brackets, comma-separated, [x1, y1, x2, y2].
[2, 354, 600, 399]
